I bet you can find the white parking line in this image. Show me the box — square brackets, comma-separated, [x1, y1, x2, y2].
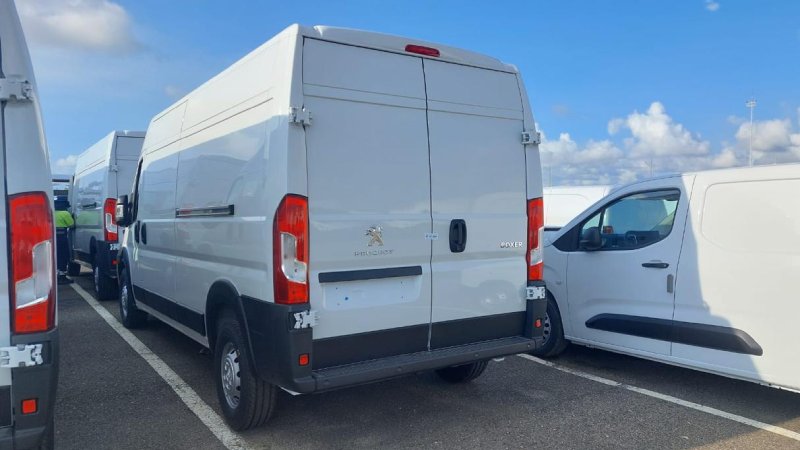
[71, 283, 253, 450]
[518, 354, 800, 442]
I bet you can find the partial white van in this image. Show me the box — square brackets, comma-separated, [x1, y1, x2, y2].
[70, 131, 144, 299]
[0, 0, 58, 447]
[538, 165, 800, 392]
[116, 25, 548, 429]
[543, 185, 612, 231]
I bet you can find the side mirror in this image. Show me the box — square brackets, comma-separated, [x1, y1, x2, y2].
[116, 195, 131, 228]
[579, 226, 602, 251]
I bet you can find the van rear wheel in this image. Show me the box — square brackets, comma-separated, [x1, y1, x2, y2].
[435, 360, 489, 383]
[119, 269, 147, 328]
[93, 263, 117, 301]
[214, 311, 276, 430]
[530, 293, 569, 358]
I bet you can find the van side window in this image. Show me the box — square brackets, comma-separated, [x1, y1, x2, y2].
[579, 189, 680, 250]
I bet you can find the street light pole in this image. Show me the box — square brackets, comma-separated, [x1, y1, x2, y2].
[746, 98, 757, 167]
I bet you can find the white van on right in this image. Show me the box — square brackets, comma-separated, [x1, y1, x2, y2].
[539, 164, 800, 392]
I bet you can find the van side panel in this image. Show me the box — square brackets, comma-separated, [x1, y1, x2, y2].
[174, 101, 284, 315]
[672, 169, 800, 390]
[72, 133, 114, 256]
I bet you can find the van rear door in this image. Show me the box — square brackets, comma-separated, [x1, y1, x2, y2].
[112, 135, 143, 198]
[423, 61, 529, 348]
[303, 39, 433, 368]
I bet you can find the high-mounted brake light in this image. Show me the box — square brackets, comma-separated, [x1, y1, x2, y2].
[9, 192, 55, 334]
[405, 44, 440, 57]
[527, 197, 544, 281]
[103, 198, 118, 242]
[273, 194, 309, 305]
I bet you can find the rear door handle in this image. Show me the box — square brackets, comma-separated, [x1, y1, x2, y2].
[449, 219, 467, 253]
[642, 261, 669, 269]
[140, 222, 148, 245]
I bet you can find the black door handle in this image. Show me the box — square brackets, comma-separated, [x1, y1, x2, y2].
[134, 221, 140, 244]
[141, 222, 148, 245]
[449, 219, 467, 253]
[642, 261, 669, 269]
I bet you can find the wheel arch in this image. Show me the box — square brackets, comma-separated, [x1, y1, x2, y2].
[204, 280, 257, 366]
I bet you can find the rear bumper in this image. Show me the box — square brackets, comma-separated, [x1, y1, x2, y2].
[0, 328, 59, 450]
[93, 240, 119, 278]
[242, 289, 547, 394]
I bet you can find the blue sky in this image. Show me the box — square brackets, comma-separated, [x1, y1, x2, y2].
[17, 0, 800, 184]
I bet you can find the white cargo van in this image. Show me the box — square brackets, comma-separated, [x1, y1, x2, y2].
[69, 131, 144, 299]
[115, 25, 548, 429]
[543, 185, 613, 231]
[538, 165, 800, 392]
[0, 0, 58, 447]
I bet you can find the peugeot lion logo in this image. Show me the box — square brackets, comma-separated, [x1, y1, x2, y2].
[365, 226, 384, 247]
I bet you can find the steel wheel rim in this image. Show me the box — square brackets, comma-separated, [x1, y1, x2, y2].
[120, 284, 129, 318]
[221, 342, 242, 410]
[542, 312, 552, 344]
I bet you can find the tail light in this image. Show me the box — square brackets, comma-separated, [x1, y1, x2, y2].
[9, 192, 55, 334]
[527, 197, 544, 281]
[103, 198, 118, 242]
[273, 194, 309, 304]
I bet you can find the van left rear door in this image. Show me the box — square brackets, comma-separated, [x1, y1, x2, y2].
[303, 39, 433, 368]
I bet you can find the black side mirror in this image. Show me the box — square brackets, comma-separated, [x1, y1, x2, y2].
[579, 226, 602, 251]
[116, 195, 131, 227]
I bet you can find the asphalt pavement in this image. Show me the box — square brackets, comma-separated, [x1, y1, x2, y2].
[54, 272, 800, 449]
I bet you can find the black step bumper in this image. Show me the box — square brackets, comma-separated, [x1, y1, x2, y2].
[241, 287, 547, 394]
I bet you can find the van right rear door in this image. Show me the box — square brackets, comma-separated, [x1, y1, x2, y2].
[303, 39, 433, 368]
[424, 60, 530, 348]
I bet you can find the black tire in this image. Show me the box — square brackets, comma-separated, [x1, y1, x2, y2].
[119, 268, 147, 328]
[66, 261, 81, 277]
[531, 293, 569, 358]
[435, 360, 489, 383]
[214, 311, 276, 430]
[93, 262, 117, 301]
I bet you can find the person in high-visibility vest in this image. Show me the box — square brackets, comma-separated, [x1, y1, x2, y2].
[54, 197, 74, 284]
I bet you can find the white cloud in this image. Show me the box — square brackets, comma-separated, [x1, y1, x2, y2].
[705, 0, 720, 12]
[541, 101, 749, 186]
[17, 0, 140, 53]
[52, 154, 78, 175]
[734, 118, 800, 164]
[609, 102, 710, 158]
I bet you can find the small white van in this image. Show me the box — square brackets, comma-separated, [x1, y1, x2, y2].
[543, 185, 613, 231]
[115, 25, 548, 429]
[0, 0, 58, 447]
[538, 164, 800, 392]
[69, 131, 144, 299]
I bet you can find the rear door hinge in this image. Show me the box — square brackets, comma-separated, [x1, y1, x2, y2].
[522, 130, 541, 146]
[0, 78, 33, 102]
[289, 107, 312, 126]
[109, 164, 119, 172]
[0, 344, 43, 368]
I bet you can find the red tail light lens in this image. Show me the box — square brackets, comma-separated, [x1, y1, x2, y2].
[527, 197, 544, 281]
[273, 194, 309, 304]
[103, 198, 118, 242]
[405, 44, 440, 57]
[9, 192, 55, 334]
